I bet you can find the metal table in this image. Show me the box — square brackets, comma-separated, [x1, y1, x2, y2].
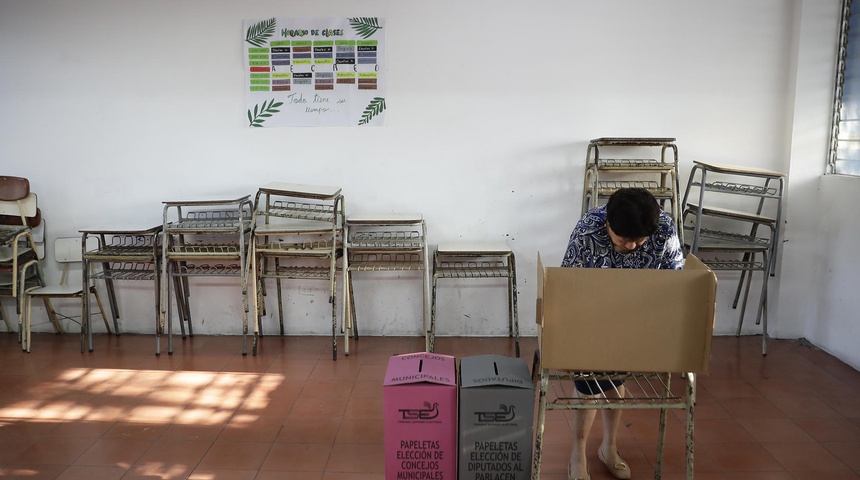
[160, 196, 254, 355]
[681, 160, 786, 355]
[251, 183, 345, 359]
[344, 213, 430, 354]
[430, 242, 519, 356]
[80, 224, 165, 353]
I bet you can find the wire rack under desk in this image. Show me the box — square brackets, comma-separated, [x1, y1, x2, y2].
[262, 265, 333, 280]
[596, 181, 673, 197]
[93, 235, 158, 257]
[684, 226, 770, 247]
[91, 262, 158, 281]
[594, 159, 673, 169]
[545, 371, 687, 410]
[104, 234, 156, 248]
[349, 253, 424, 271]
[168, 211, 252, 231]
[173, 263, 242, 276]
[435, 261, 509, 279]
[265, 200, 336, 222]
[256, 239, 338, 254]
[349, 230, 422, 249]
[698, 257, 766, 271]
[167, 244, 244, 257]
[692, 180, 778, 196]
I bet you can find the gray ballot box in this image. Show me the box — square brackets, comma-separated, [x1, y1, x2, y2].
[458, 354, 534, 480]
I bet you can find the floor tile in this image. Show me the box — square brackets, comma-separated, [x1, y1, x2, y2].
[219, 415, 286, 442]
[822, 441, 860, 471]
[9, 436, 96, 466]
[196, 440, 271, 470]
[789, 472, 860, 480]
[325, 443, 384, 473]
[187, 468, 257, 479]
[0, 465, 68, 479]
[289, 395, 349, 418]
[278, 417, 341, 444]
[257, 472, 323, 480]
[55, 465, 129, 480]
[127, 439, 210, 478]
[260, 442, 330, 471]
[736, 418, 815, 443]
[718, 396, 786, 419]
[768, 395, 843, 418]
[102, 422, 167, 440]
[762, 442, 853, 472]
[793, 417, 860, 442]
[699, 442, 784, 472]
[73, 437, 152, 467]
[692, 418, 757, 444]
[335, 418, 384, 444]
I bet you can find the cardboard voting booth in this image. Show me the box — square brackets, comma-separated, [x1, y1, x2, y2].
[536, 253, 717, 373]
[384, 352, 458, 480]
[531, 253, 717, 480]
[458, 354, 534, 480]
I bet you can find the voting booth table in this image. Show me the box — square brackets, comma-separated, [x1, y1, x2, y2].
[532, 254, 717, 480]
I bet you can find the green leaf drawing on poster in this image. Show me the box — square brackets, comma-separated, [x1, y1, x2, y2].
[348, 17, 382, 39]
[246, 17, 276, 47]
[248, 99, 283, 127]
[358, 97, 386, 126]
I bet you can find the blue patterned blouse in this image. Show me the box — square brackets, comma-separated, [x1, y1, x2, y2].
[561, 205, 684, 270]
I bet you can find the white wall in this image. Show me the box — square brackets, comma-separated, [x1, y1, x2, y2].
[1, 0, 856, 368]
[778, 0, 860, 371]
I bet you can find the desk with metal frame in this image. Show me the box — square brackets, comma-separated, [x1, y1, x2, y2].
[681, 160, 786, 355]
[251, 183, 344, 359]
[430, 242, 519, 356]
[80, 225, 168, 353]
[344, 213, 430, 354]
[160, 196, 254, 356]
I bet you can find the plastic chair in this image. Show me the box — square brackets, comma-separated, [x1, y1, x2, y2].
[21, 237, 109, 352]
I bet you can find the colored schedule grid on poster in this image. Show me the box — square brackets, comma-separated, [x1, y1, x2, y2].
[336, 40, 356, 85]
[248, 47, 270, 92]
[244, 17, 386, 127]
[270, 40, 291, 91]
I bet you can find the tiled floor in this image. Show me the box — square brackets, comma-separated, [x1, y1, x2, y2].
[0, 333, 858, 479]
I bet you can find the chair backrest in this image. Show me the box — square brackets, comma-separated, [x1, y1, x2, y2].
[55, 237, 99, 263]
[0, 193, 38, 218]
[54, 236, 98, 285]
[0, 176, 39, 228]
[54, 237, 83, 264]
[0, 176, 29, 201]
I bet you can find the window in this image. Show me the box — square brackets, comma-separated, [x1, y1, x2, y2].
[831, 0, 860, 175]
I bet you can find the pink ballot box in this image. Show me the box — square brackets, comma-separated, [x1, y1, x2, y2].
[384, 352, 458, 480]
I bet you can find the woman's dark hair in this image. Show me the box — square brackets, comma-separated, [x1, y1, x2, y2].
[605, 188, 661, 239]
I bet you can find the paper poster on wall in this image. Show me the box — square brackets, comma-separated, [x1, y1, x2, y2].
[243, 17, 386, 127]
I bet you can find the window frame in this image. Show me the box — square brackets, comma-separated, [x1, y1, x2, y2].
[829, 0, 860, 175]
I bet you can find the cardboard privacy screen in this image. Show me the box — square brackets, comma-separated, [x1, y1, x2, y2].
[536, 253, 717, 374]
